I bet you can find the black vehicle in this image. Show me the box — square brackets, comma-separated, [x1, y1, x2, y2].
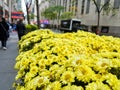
[60, 19, 88, 32]
[77, 24, 88, 31]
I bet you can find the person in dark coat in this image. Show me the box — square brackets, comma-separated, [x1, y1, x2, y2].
[16, 19, 26, 40]
[0, 16, 9, 50]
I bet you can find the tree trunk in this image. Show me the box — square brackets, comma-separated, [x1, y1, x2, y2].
[57, 12, 60, 29]
[52, 20, 54, 29]
[97, 12, 100, 28]
[36, 0, 40, 29]
[27, 7, 30, 24]
[56, 15, 59, 29]
[96, 12, 100, 35]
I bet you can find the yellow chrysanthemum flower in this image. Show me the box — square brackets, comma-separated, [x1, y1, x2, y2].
[46, 81, 61, 90]
[61, 71, 75, 84]
[75, 65, 95, 82]
[102, 73, 120, 90]
[25, 76, 49, 90]
[30, 66, 38, 75]
[62, 85, 84, 90]
[14, 29, 120, 89]
[24, 72, 34, 82]
[86, 81, 111, 90]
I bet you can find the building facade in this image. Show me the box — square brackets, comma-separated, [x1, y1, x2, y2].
[32, 0, 49, 24]
[47, 0, 120, 35]
[0, 0, 9, 18]
[0, 0, 20, 22]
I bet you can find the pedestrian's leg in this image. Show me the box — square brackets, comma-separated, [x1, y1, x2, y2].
[1, 40, 4, 47]
[0, 40, 1, 48]
[18, 34, 20, 40]
[1, 40, 7, 50]
[18, 34, 21, 40]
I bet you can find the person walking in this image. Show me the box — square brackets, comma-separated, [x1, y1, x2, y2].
[0, 16, 9, 50]
[16, 19, 26, 40]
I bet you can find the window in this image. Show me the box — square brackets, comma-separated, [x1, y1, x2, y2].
[60, 0, 61, 6]
[86, 0, 90, 14]
[61, 20, 71, 28]
[57, 0, 62, 5]
[63, 0, 67, 12]
[114, 0, 120, 9]
[91, 26, 97, 33]
[71, 0, 75, 12]
[69, 0, 72, 11]
[75, 0, 78, 12]
[81, 0, 85, 14]
[101, 26, 109, 33]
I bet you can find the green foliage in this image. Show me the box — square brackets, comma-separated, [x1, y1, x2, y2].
[92, 0, 117, 16]
[53, 6, 64, 12]
[41, 6, 57, 20]
[29, 13, 36, 19]
[92, 0, 118, 32]
[18, 10, 23, 12]
[109, 67, 120, 79]
[25, 24, 38, 34]
[102, 3, 114, 15]
[60, 12, 73, 19]
[42, 5, 64, 20]
[111, 8, 119, 16]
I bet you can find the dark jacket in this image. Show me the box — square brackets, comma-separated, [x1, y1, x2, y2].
[0, 19, 9, 40]
[16, 22, 26, 35]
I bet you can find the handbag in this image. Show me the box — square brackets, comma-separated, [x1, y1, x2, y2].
[0, 23, 9, 38]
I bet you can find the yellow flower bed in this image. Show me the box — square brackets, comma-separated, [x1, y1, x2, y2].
[14, 29, 120, 90]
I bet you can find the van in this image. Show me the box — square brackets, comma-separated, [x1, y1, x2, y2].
[60, 19, 88, 32]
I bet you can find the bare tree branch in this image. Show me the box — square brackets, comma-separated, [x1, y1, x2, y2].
[25, 0, 32, 24]
[92, 0, 100, 12]
[100, 0, 110, 12]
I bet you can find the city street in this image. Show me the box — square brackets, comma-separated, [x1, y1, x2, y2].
[0, 32, 18, 90]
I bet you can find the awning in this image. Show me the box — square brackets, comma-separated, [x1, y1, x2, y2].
[12, 11, 23, 14]
[11, 11, 24, 19]
[11, 16, 24, 19]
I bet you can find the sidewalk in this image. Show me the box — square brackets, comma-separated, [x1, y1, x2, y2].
[0, 32, 18, 90]
[100, 32, 120, 37]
